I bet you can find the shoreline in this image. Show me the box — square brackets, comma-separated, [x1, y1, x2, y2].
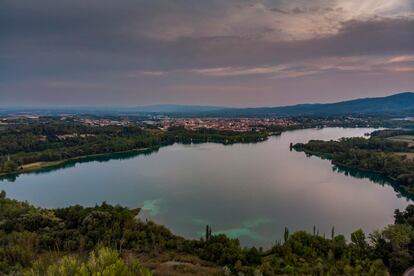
[0, 126, 376, 179]
[0, 136, 267, 178]
[0, 130, 271, 179]
[0, 147, 155, 178]
[297, 149, 414, 199]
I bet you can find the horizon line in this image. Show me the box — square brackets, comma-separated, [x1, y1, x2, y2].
[0, 91, 413, 110]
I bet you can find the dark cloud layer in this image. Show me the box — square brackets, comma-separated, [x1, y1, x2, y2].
[1, 0, 413, 106]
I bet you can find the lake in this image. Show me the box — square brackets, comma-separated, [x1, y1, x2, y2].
[0, 127, 411, 247]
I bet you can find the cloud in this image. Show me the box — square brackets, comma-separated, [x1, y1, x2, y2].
[136, 71, 165, 77]
[189, 66, 284, 77]
[185, 54, 414, 79]
[2, 0, 413, 72]
[387, 55, 414, 63]
[0, 0, 413, 106]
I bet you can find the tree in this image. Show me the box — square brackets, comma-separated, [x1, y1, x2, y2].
[23, 247, 152, 276]
[205, 225, 212, 241]
[245, 247, 261, 265]
[284, 227, 289, 243]
[350, 229, 369, 259]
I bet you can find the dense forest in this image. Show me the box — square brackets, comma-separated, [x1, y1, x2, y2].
[0, 122, 268, 176]
[1, 191, 413, 275]
[294, 134, 414, 197]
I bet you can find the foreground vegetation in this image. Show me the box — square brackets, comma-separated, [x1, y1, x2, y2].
[1, 191, 413, 275]
[294, 131, 414, 197]
[0, 122, 268, 176]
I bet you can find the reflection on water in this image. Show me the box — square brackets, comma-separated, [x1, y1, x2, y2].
[0, 127, 412, 247]
[141, 199, 162, 216]
[1, 148, 160, 182]
[332, 165, 414, 201]
[214, 218, 274, 241]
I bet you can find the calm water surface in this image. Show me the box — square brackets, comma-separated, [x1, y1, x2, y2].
[0, 127, 411, 246]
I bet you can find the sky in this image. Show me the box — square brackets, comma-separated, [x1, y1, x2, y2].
[1, 0, 414, 107]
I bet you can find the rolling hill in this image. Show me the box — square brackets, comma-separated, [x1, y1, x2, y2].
[205, 92, 414, 117]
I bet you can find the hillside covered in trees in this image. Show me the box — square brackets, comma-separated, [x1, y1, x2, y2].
[1, 191, 413, 275]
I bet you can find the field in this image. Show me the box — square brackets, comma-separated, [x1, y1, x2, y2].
[387, 135, 414, 146]
[394, 152, 414, 161]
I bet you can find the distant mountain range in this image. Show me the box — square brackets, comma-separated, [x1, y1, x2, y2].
[131, 92, 414, 117]
[210, 92, 414, 117]
[2, 92, 414, 117]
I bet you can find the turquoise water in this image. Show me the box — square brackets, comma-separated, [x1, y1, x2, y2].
[0, 127, 411, 246]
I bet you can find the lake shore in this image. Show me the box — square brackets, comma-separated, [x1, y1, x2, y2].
[0, 147, 154, 178]
[293, 139, 414, 199]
